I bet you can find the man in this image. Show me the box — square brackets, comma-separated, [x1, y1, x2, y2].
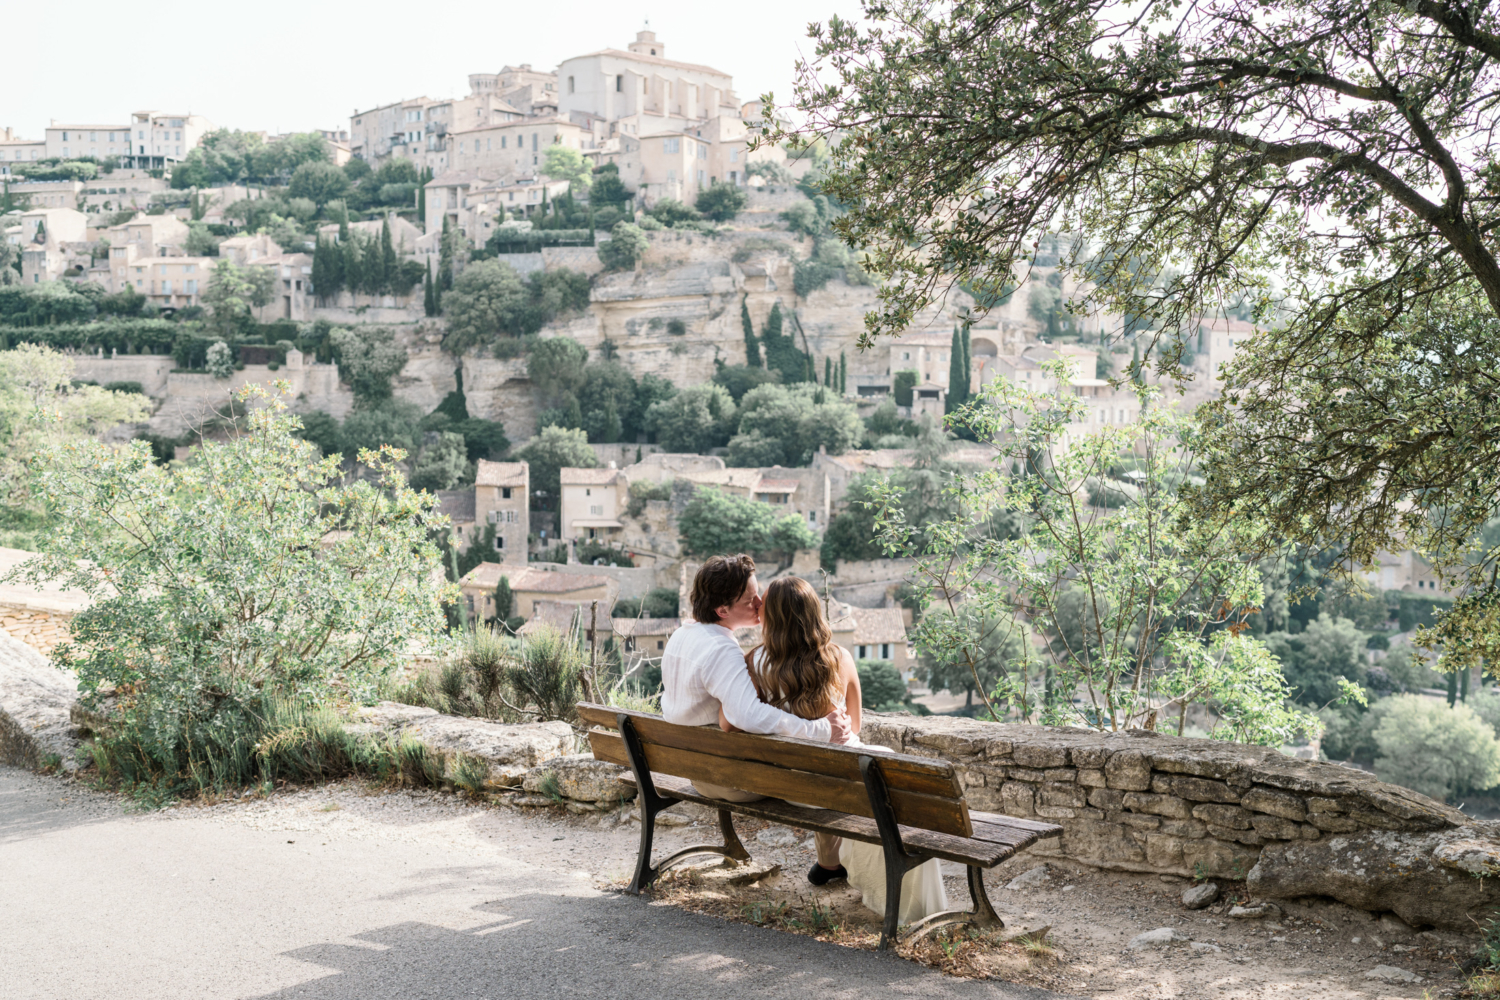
[661, 554, 851, 805]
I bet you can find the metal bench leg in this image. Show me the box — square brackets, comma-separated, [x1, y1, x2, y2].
[860, 754, 925, 951]
[620, 717, 754, 894]
[902, 864, 1005, 943]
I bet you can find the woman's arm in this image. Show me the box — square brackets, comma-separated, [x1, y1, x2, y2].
[717, 704, 741, 732]
[840, 648, 862, 736]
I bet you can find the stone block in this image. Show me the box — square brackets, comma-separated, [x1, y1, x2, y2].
[1123, 791, 1191, 819]
[1308, 812, 1361, 833]
[1241, 786, 1307, 822]
[1298, 823, 1321, 840]
[1071, 746, 1111, 769]
[1159, 818, 1209, 839]
[1192, 803, 1253, 829]
[1062, 818, 1146, 863]
[1007, 766, 1047, 783]
[1206, 823, 1265, 846]
[1182, 838, 1260, 880]
[1146, 833, 1185, 869]
[1013, 743, 1069, 768]
[1249, 813, 1303, 840]
[1121, 812, 1162, 830]
[1105, 750, 1152, 790]
[964, 786, 1005, 812]
[981, 739, 1015, 761]
[1306, 796, 1343, 814]
[1035, 805, 1077, 819]
[1040, 782, 1088, 808]
[1076, 807, 1104, 820]
[1346, 809, 1411, 831]
[1088, 787, 1125, 811]
[1078, 768, 1107, 788]
[1152, 773, 1238, 803]
[522, 754, 636, 803]
[1000, 781, 1036, 816]
[913, 730, 987, 756]
[1044, 767, 1078, 783]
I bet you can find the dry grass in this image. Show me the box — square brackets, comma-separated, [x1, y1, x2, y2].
[1464, 971, 1500, 997]
[623, 863, 1062, 983]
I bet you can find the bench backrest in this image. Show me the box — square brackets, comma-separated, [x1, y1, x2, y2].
[577, 702, 974, 838]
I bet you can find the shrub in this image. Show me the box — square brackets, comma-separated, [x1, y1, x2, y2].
[625, 478, 673, 517]
[576, 540, 635, 567]
[1373, 694, 1500, 802]
[21, 386, 450, 800]
[597, 221, 648, 271]
[857, 659, 910, 712]
[893, 370, 918, 407]
[505, 625, 586, 722]
[647, 199, 700, 227]
[696, 181, 748, 222]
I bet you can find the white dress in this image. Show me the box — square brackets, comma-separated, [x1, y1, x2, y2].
[749, 650, 948, 923]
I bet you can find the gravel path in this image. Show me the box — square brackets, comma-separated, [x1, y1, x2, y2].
[0, 767, 1062, 1000]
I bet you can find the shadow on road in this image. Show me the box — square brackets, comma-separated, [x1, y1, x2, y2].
[253, 892, 1064, 1000]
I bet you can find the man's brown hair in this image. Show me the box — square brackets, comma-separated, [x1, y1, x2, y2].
[691, 554, 757, 624]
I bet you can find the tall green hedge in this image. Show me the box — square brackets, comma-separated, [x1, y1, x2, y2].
[0, 319, 183, 354]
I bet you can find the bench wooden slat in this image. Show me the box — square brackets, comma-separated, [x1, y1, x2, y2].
[577, 702, 962, 800]
[590, 730, 974, 838]
[970, 810, 1069, 836]
[622, 773, 1045, 869]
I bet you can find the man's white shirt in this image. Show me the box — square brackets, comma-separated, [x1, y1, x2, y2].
[660, 620, 832, 741]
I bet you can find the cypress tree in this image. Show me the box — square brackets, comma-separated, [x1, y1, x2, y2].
[337, 202, 349, 242]
[439, 215, 454, 292]
[824, 356, 833, 386]
[946, 324, 966, 414]
[741, 296, 760, 367]
[380, 216, 396, 295]
[1130, 342, 1143, 385]
[839, 351, 847, 393]
[423, 261, 435, 316]
[341, 233, 360, 304]
[962, 325, 972, 396]
[311, 236, 328, 304]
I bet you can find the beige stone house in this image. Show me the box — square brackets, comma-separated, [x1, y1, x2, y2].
[613, 616, 681, 666]
[475, 460, 530, 563]
[459, 563, 616, 621]
[559, 465, 628, 543]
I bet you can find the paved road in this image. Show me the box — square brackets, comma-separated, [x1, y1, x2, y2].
[0, 767, 1063, 1000]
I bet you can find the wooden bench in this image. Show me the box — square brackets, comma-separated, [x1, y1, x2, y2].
[577, 703, 1062, 950]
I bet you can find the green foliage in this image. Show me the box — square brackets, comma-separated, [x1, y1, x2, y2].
[729, 382, 861, 466]
[645, 384, 736, 453]
[613, 587, 680, 620]
[1373, 695, 1500, 802]
[714, 363, 780, 404]
[329, 326, 406, 406]
[758, 302, 811, 383]
[893, 370, 918, 407]
[515, 424, 596, 500]
[10, 158, 98, 182]
[780, 202, 820, 237]
[857, 659, 910, 712]
[862, 397, 917, 445]
[576, 540, 635, 567]
[597, 221, 648, 271]
[172, 130, 329, 188]
[339, 402, 422, 460]
[203, 260, 274, 339]
[542, 146, 592, 190]
[741, 297, 761, 367]
[205, 341, 234, 379]
[695, 181, 747, 222]
[442, 263, 590, 354]
[506, 625, 586, 722]
[409, 431, 471, 492]
[294, 410, 342, 457]
[626, 479, 674, 517]
[676, 488, 807, 561]
[873, 367, 1317, 743]
[527, 336, 590, 411]
[648, 199, 701, 227]
[21, 387, 450, 799]
[1265, 613, 1367, 707]
[590, 163, 631, 207]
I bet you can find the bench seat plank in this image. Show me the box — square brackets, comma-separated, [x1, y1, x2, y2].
[621, 772, 1056, 869]
[577, 702, 961, 800]
[591, 730, 973, 838]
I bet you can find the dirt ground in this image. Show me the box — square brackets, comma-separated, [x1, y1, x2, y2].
[25, 772, 1479, 999]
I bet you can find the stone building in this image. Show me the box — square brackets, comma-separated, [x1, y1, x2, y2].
[459, 563, 616, 621]
[559, 465, 628, 542]
[474, 460, 530, 563]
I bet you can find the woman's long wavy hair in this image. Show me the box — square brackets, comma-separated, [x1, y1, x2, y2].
[750, 577, 841, 720]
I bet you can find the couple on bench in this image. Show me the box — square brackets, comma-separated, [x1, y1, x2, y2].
[659, 554, 946, 924]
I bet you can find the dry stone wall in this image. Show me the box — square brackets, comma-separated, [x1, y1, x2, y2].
[0, 607, 72, 657]
[861, 713, 1494, 930]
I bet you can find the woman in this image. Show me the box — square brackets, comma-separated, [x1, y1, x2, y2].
[719, 576, 947, 923]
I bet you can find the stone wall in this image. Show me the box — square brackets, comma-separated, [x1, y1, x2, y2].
[860, 713, 1495, 931]
[0, 606, 72, 657]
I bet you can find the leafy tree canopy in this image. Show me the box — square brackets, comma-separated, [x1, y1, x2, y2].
[645, 384, 737, 453]
[695, 181, 747, 222]
[542, 146, 592, 191]
[330, 326, 407, 406]
[771, 0, 1500, 666]
[729, 382, 861, 466]
[515, 424, 596, 499]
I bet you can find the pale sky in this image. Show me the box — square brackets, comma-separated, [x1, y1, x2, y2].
[4, 0, 856, 140]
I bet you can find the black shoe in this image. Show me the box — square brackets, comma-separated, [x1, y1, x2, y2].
[808, 863, 847, 886]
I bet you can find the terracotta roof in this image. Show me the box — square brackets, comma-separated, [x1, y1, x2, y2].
[845, 607, 908, 644]
[560, 467, 623, 486]
[476, 460, 527, 488]
[459, 561, 525, 590]
[435, 489, 476, 523]
[508, 567, 611, 594]
[678, 469, 761, 490]
[612, 617, 681, 636]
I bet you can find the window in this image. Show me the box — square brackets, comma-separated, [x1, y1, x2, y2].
[697, 143, 707, 160]
[494, 535, 505, 550]
[616, 74, 623, 92]
[901, 351, 910, 360]
[667, 169, 676, 182]
[730, 149, 739, 163]
[186, 279, 197, 294]
[532, 133, 538, 151]
[61, 131, 68, 141]
[880, 643, 893, 659]
[857, 645, 869, 659]
[663, 137, 680, 154]
[589, 505, 602, 516]
[656, 640, 664, 651]
[568, 76, 575, 93]
[162, 280, 172, 294]
[502, 487, 512, 499]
